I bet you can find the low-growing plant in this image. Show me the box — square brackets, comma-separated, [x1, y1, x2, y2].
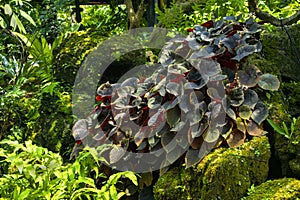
[0, 140, 137, 200]
[267, 117, 297, 141]
[72, 16, 280, 184]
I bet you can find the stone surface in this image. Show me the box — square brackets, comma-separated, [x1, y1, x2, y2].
[154, 136, 271, 200]
[243, 178, 300, 199]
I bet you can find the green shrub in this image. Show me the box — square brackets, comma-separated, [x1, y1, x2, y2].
[0, 140, 137, 200]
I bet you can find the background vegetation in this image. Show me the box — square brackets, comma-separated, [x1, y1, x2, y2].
[0, 0, 299, 199]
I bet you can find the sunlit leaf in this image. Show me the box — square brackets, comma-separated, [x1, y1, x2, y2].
[243, 89, 258, 109]
[232, 42, 262, 61]
[4, 4, 12, 15]
[237, 65, 262, 87]
[258, 73, 280, 91]
[236, 117, 246, 133]
[247, 120, 265, 136]
[239, 105, 252, 120]
[20, 10, 36, 26]
[251, 101, 268, 125]
[226, 129, 246, 147]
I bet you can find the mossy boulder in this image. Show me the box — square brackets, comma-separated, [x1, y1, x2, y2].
[245, 24, 300, 82]
[288, 116, 300, 177]
[154, 136, 271, 200]
[245, 24, 300, 178]
[53, 30, 107, 88]
[243, 178, 300, 199]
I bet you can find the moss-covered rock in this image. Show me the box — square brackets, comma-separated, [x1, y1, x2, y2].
[244, 24, 300, 178]
[288, 117, 300, 177]
[53, 30, 107, 88]
[245, 24, 300, 82]
[154, 136, 271, 200]
[243, 178, 300, 199]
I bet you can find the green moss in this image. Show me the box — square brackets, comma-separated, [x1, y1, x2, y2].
[53, 30, 107, 87]
[245, 24, 300, 82]
[154, 136, 271, 200]
[288, 117, 300, 177]
[243, 178, 300, 199]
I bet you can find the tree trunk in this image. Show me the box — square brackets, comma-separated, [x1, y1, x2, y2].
[124, 0, 148, 29]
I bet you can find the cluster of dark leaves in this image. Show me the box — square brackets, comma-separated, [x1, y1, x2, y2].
[72, 16, 280, 173]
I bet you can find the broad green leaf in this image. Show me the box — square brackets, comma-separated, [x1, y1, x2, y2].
[239, 105, 252, 120]
[20, 10, 36, 26]
[251, 101, 268, 125]
[4, 4, 12, 15]
[166, 106, 181, 127]
[122, 171, 138, 186]
[11, 14, 26, 33]
[75, 177, 96, 187]
[17, 189, 31, 200]
[258, 73, 280, 91]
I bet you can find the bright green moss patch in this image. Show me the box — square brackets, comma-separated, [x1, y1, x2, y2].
[243, 178, 300, 200]
[154, 136, 271, 200]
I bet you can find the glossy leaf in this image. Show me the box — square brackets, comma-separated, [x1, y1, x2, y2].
[228, 87, 244, 106]
[258, 73, 280, 91]
[110, 146, 126, 164]
[166, 106, 181, 128]
[239, 105, 252, 120]
[72, 119, 89, 140]
[203, 128, 220, 143]
[237, 65, 262, 87]
[243, 89, 258, 109]
[226, 129, 246, 148]
[251, 101, 268, 125]
[232, 42, 262, 61]
[247, 120, 265, 136]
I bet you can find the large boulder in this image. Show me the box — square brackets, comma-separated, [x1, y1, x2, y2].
[154, 136, 271, 200]
[243, 178, 300, 199]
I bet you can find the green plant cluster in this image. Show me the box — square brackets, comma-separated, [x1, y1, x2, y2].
[72, 16, 280, 180]
[157, 0, 300, 32]
[0, 140, 137, 200]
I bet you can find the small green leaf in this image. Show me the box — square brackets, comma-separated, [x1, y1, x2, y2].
[166, 106, 181, 127]
[239, 105, 252, 120]
[4, 4, 12, 15]
[267, 119, 286, 137]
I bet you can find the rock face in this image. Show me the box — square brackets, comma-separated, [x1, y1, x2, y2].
[154, 136, 271, 200]
[288, 117, 300, 177]
[245, 24, 300, 178]
[243, 178, 300, 199]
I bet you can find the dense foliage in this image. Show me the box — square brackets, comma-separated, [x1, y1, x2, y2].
[0, 0, 299, 199]
[72, 17, 279, 178]
[0, 140, 137, 199]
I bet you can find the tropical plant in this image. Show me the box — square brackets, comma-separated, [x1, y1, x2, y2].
[0, 0, 36, 33]
[0, 140, 138, 200]
[71, 16, 280, 184]
[267, 117, 297, 140]
[81, 4, 127, 34]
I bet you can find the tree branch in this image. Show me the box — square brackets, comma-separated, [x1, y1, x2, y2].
[248, 0, 300, 26]
[124, 0, 148, 29]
